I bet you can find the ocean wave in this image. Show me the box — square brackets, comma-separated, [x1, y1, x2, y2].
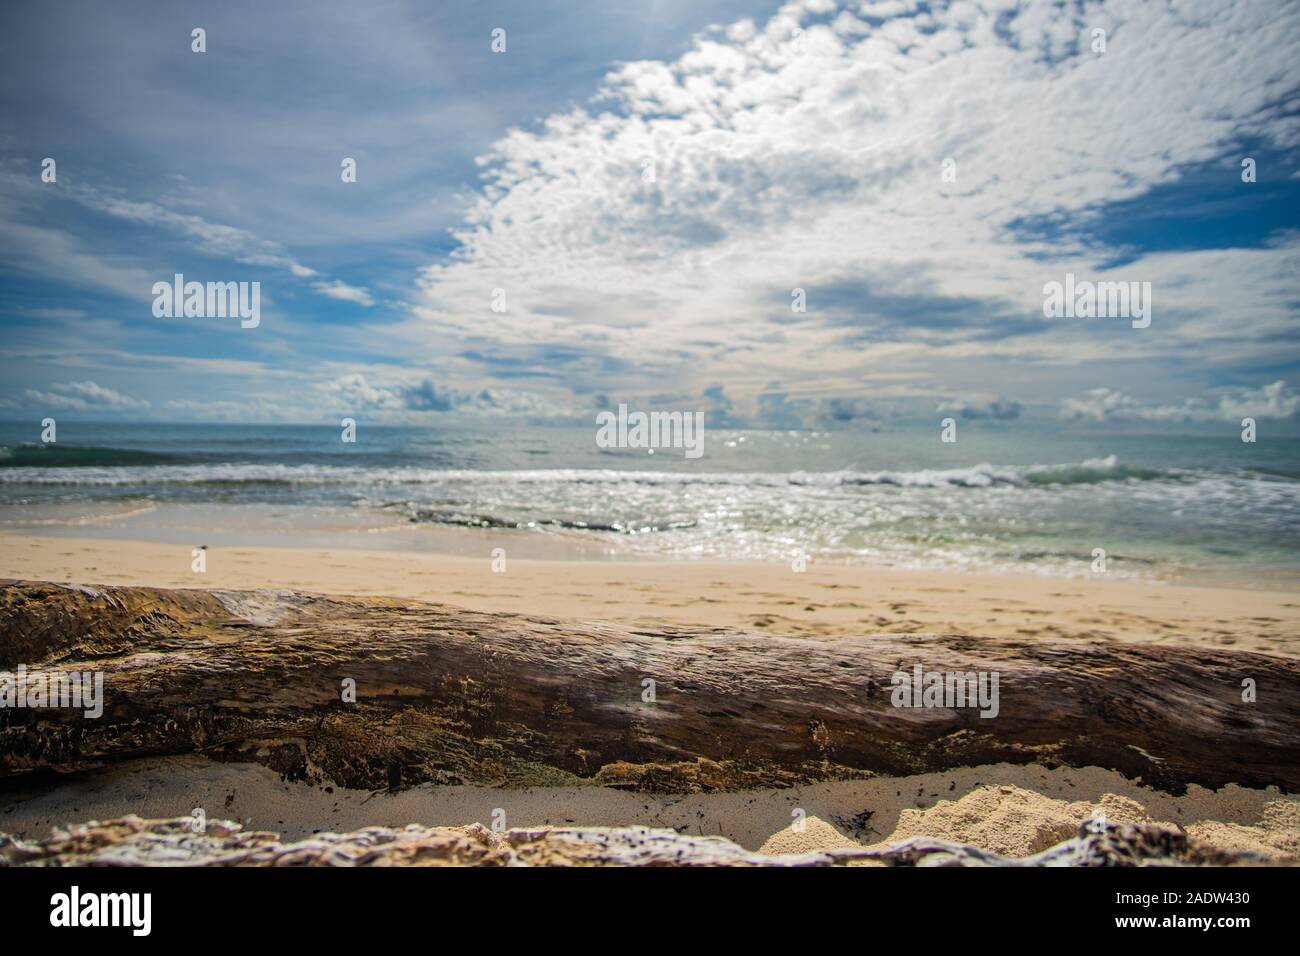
[399, 507, 699, 533]
[0, 443, 185, 468]
[0, 453, 1210, 488]
[838, 455, 1166, 487]
[0, 503, 158, 526]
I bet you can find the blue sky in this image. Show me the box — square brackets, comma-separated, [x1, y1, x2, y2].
[1, 0, 1298, 429]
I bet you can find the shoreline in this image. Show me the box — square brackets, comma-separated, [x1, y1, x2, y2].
[5, 494, 1297, 589]
[3, 530, 1297, 656]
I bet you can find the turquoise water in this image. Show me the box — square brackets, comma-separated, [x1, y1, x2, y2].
[1, 422, 1297, 584]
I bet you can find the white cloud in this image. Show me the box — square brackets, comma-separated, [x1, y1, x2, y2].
[1217, 381, 1300, 421]
[73, 187, 319, 279]
[312, 280, 375, 307]
[937, 396, 1021, 420]
[322, 373, 561, 417]
[1061, 381, 1299, 423]
[22, 380, 150, 412]
[0, 166, 383, 310]
[412, 0, 1300, 414]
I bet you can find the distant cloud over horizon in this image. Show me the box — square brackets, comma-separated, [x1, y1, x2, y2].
[1060, 381, 1300, 424]
[12, 380, 151, 413]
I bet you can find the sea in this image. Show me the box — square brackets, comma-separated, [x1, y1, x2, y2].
[1, 421, 1298, 586]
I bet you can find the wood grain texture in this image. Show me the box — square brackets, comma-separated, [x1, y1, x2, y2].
[2, 580, 1296, 793]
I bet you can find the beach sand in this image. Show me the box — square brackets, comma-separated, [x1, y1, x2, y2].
[2, 529, 1297, 861]
[1, 531, 1296, 656]
[2, 755, 1295, 861]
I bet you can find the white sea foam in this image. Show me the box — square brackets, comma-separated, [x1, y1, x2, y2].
[0, 455, 1180, 487]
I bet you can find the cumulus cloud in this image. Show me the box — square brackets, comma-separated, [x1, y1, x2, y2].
[1060, 381, 1299, 422]
[703, 383, 732, 414]
[755, 385, 814, 428]
[819, 396, 877, 423]
[1216, 381, 1300, 421]
[412, 0, 1300, 411]
[701, 382, 746, 425]
[937, 396, 1022, 420]
[22, 380, 150, 412]
[324, 373, 557, 416]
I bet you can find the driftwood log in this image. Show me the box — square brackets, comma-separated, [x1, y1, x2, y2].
[1, 580, 1297, 794]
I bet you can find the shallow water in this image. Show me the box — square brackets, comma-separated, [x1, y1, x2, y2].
[2, 422, 1297, 584]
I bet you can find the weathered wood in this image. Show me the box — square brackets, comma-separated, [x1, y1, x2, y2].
[1, 580, 1297, 793]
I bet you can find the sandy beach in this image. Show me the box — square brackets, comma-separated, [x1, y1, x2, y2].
[2, 530, 1296, 657]
[2, 755, 1296, 861]
[3, 528, 1298, 864]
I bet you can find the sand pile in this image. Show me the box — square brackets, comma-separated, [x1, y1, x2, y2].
[759, 783, 1299, 861]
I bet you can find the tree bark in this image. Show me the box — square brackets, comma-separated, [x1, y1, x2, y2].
[1, 580, 1296, 794]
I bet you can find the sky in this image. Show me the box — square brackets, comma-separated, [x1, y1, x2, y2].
[0, 0, 1297, 430]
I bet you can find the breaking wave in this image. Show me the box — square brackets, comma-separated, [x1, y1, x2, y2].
[0, 452, 1201, 488]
